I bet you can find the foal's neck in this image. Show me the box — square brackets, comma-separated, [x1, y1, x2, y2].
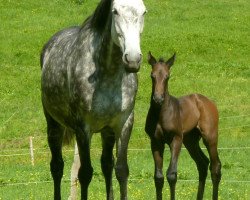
[164, 91, 173, 105]
[150, 89, 173, 109]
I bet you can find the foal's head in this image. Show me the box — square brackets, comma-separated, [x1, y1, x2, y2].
[148, 51, 176, 105]
[111, 0, 147, 72]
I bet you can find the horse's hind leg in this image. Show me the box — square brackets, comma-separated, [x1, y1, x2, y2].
[101, 127, 115, 200]
[202, 132, 221, 200]
[45, 111, 64, 200]
[183, 129, 209, 200]
[69, 144, 80, 200]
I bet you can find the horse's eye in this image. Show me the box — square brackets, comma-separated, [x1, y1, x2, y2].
[143, 10, 148, 16]
[150, 73, 155, 79]
[113, 9, 119, 15]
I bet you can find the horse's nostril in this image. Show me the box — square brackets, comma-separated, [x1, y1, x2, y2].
[124, 53, 142, 69]
[125, 54, 129, 63]
[137, 54, 142, 64]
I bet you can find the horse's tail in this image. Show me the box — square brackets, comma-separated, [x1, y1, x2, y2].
[63, 128, 75, 145]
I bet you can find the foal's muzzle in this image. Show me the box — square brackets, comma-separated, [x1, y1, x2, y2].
[153, 94, 164, 105]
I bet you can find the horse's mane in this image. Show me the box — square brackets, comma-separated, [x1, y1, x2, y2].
[82, 0, 112, 32]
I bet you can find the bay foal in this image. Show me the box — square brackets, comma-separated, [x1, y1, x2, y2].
[145, 52, 221, 200]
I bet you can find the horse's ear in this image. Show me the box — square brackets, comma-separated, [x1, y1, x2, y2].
[148, 51, 157, 66]
[166, 53, 176, 68]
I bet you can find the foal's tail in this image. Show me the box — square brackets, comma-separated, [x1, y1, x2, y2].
[63, 128, 75, 145]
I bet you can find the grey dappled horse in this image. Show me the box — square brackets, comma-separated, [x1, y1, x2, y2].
[40, 0, 146, 199]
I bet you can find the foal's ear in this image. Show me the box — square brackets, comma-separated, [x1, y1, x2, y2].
[148, 51, 157, 66]
[166, 53, 176, 68]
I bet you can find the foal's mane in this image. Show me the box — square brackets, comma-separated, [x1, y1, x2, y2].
[159, 58, 165, 63]
[81, 0, 112, 32]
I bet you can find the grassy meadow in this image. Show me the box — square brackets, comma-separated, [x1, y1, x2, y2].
[0, 0, 249, 199]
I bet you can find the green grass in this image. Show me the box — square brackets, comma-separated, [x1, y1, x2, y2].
[0, 0, 250, 199]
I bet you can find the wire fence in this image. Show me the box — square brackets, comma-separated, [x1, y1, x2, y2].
[1, 114, 249, 187]
[1, 146, 250, 157]
[1, 112, 250, 156]
[1, 146, 250, 187]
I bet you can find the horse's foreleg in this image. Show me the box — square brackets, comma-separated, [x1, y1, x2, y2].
[115, 113, 134, 200]
[101, 128, 115, 200]
[167, 135, 182, 200]
[75, 127, 93, 200]
[69, 144, 80, 200]
[46, 113, 64, 200]
[151, 139, 165, 200]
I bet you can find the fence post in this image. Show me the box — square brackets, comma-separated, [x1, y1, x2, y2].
[29, 136, 34, 166]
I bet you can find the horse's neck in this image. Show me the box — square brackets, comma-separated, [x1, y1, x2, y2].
[101, 39, 122, 74]
[93, 23, 123, 76]
[164, 92, 173, 106]
[77, 3, 123, 75]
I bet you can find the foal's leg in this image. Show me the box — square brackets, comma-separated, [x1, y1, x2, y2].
[167, 134, 182, 200]
[203, 135, 221, 200]
[115, 113, 134, 200]
[101, 128, 115, 200]
[45, 112, 64, 200]
[151, 138, 165, 200]
[75, 126, 93, 200]
[183, 130, 209, 200]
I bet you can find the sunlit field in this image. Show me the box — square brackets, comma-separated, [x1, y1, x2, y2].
[1, 0, 249, 199]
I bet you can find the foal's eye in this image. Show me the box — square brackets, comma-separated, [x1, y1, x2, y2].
[150, 73, 155, 79]
[163, 74, 169, 81]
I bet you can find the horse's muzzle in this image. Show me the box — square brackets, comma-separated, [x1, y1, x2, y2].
[125, 64, 141, 73]
[124, 53, 142, 73]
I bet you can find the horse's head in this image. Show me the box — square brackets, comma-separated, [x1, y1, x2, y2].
[148, 51, 176, 105]
[111, 0, 146, 73]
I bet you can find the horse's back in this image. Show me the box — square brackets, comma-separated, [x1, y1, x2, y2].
[179, 93, 218, 116]
[41, 26, 80, 67]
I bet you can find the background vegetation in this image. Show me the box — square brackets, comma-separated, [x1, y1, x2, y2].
[0, 0, 249, 199]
